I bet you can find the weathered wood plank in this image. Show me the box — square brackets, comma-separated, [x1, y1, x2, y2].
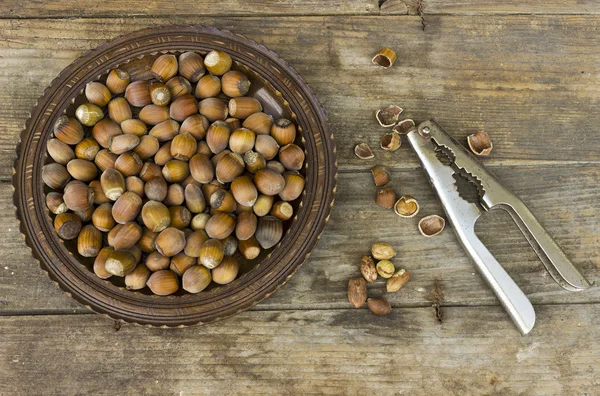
[1, 305, 599, 395]
[1, 16, 600, 179]
[2, 164, 598, 313]
[411, 0, 600, 16]
[0, 0, 379, 18]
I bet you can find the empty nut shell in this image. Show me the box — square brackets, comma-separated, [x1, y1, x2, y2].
[418, 215, 446, 237]
[375, 105, 403, 127]
[125, 264, 151, 290]
[42, 163, 71, 190]
[270, 118, 296, 146]
[85, 82, 111, 107]
[63, 181, 93, 212]
[54, 116, 84, 145]
[46, 192, 68, 215]
[146, 251, 170, 272]
[381, 131, 401, 151]
[386, 269, 410, 292]
[155, 227, 186, 257]
[255, 215, 283, 249]
[109, 134, 140, 155]
[371, 165, 389, 187]
[54, 212, 82, 240]
[278, 172, 305, 202]
[212, 256, 239, 285]
[66, 159, 98, 182]
[242, 112, 273, 135]
[253, 194, 274, 217]
[141, 200, 171, 232]
[215, 152, 245, 183]
[205, 212, 236, 240]
[180, 114, 209, 140]
[106, 69, 130, 94]
[146, 270, 179, 295]
[239, 236, 261, 260]
[360, 256, 378, 282]
[93, 119, 123, 148]
[151, 54, 178, 82]
[199, 238, 225, 269]
[229, 128, 256, 154]
[394, 195, 420, 218]
[372, 242, 396, 260]
[166, 76, 193, 98]
[222, 70, 251, 97]
[467, 131, 493, 156]
[278, 144, 305, 171]
[169, 252, 196, 276]
[112, 191, 143, 224]
[376, 260, 395, 278]
[253, 168, 286, 196]
[77, 225, 102, 258]
[376, 187, 397, 209]
[354, 142, 374, 160]
[235, 211, 257, 241]
[94, 247, 114, 279]
[393, 119, 416, 134]
[108, 97, 133, 123]
[199, 98, 228, 122]
[348, 277, 367, 308]
[204, 50, 232, 76]
[162, 159, 190, 183]
[92, 203, 116, 232]
[75, 138, 100, 161]
[228, 97, 262, 119]
[139, 104, 170, 125]
[115, 152, 143, 177]
[100, 168, 125, 201]
[125, 80, 152, 107]
[367, 297, 392, 316]
[182, 265, 211, 293]
[183, 229, 208, 258]
[170, 94, 198, 122]
[75, 103, 104, 127]
[47, 138, 75, 165]
[195, 74, 221, 99]
[372, 48, 396, 68]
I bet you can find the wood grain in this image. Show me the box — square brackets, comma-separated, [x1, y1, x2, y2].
[1, 305, 599, 395]
[0, 0, 379, 18]
[3, 164, 598, 313]
[1, 16, 600, 180]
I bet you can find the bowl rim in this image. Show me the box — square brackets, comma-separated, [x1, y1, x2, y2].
[13, 25, 337, 326]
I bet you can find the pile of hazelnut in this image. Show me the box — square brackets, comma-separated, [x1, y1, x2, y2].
[43, 50, 305, 295]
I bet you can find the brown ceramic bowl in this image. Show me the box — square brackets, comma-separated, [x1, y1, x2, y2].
[13, 26, 336, 326]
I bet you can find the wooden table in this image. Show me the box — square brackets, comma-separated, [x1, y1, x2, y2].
[1, 1, 599, 394]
